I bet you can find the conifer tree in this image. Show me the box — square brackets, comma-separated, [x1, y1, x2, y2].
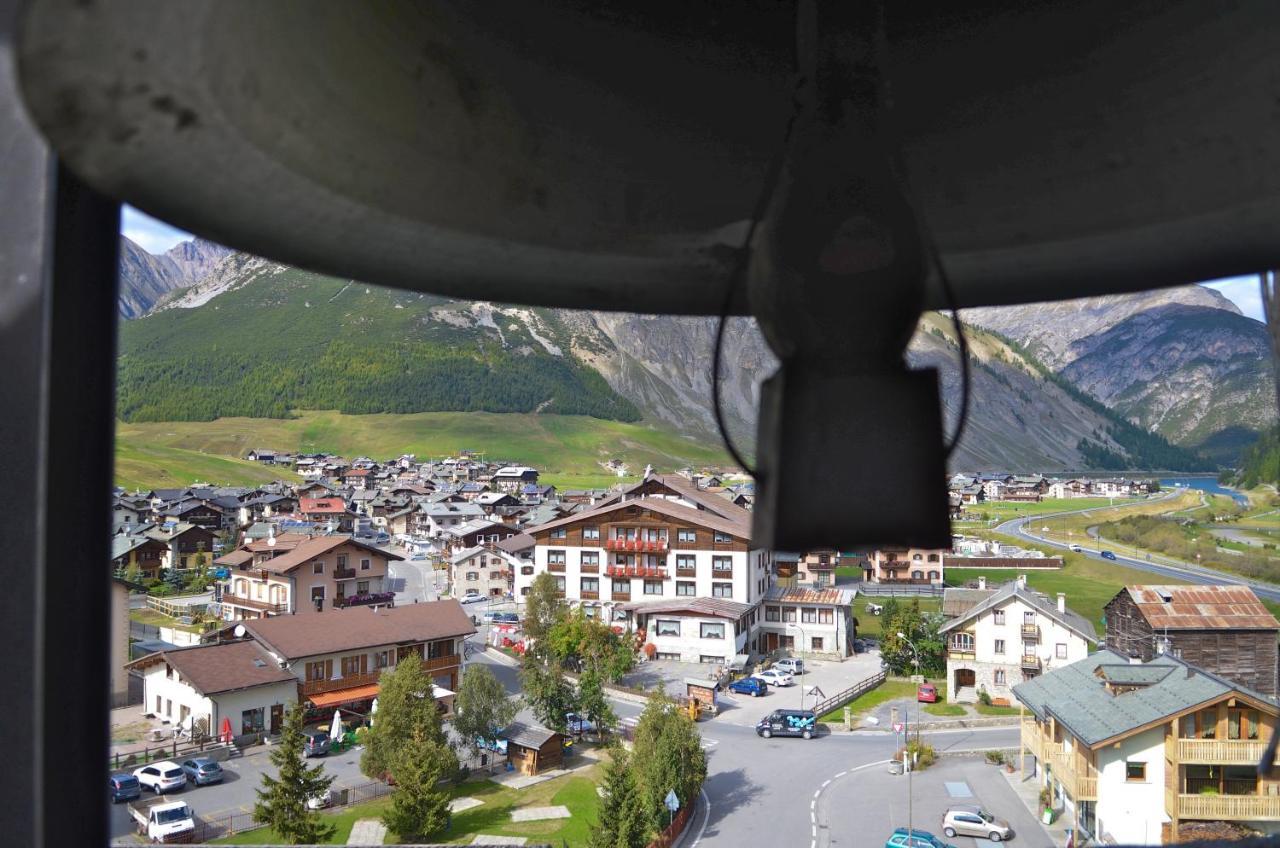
[253, 703, 335, 845]
[381, 726, 454, 841]
[587, 747, 648, 848]
[361, 653, 456, 780]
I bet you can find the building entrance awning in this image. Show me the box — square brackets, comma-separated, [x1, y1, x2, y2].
[308, 683, 380, 709]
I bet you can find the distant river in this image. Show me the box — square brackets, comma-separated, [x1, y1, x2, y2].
[1160, 476, 1248, 505]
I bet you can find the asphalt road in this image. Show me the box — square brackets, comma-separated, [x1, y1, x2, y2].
[997, 508, 1280, 604]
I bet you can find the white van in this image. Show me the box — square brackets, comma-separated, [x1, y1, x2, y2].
[773, 657, 805, 675]
[1068, 544, 1083, 553]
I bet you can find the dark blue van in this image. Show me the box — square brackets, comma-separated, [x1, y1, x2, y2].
[756, 709, 817, 739]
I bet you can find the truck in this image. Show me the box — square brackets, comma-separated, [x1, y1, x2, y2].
[127, 797, 196, 843]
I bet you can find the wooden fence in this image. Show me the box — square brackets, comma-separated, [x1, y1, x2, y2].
[108, 735, 227, 772]
[810, 670, 887, 719]
[189, 780, 395, 841]
[646, 802, 693, 848]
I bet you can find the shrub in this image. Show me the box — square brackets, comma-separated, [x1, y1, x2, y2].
[898, 741, 936, 770]
[977, 688, 993, 707]
[642, 643, 656, 659]
[984, 750, 1005, 765]
[1039, 788, 1053, 810]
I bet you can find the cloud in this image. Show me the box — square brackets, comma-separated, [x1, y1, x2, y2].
[120, 205, 194, 255]
[1200, 276, 1265, 322]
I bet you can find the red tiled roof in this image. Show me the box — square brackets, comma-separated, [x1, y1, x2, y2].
[300, 498, 348, 513]
[1124, 585, 1279, 630]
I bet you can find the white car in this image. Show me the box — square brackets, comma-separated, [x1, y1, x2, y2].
[753, 669, 795, 687]
[1068, 544, 1083, 552]
[134, 761, 188, 794]
[460, 593, 488, 604]
[306, 789, 333, 810]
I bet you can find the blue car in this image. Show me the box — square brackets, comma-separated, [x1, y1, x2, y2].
[885, 828, 957, 848]
[180, 757, 224, 786]
[109, 773, 141, 803]
[727, 677, 768, 697]
[1100, 550, 1117, 561]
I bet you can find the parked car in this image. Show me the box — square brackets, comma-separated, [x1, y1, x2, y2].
[1068, 544, 1083, 552]
[180, 757, 224, 786]
[756, 709, 817, 739]
[133, 761, 187, 794]
[565, 712, 596, 735]
[942, 806, 1014, 842]
[109, 773, 141, 803]
[1100, 550, 1117, 560]
[753, 669, 795, 687]
[917, 683, 939, 703]
[461, 593, 488, 604]
[410, 552, 427, 561]
[493, 612, 520, 623]
[773, 657, 805, 675]
[301, 729, 331, 757]
[886, 828, 957, 848]
[727, 676, 768, 697]
[306, 789, 333, 810]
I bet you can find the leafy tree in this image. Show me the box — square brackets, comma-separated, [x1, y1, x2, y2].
[452, 664, 518, 757]
[519, 658, 577, 734]
[879, 599, 945, 677]
[123, 563, 143, 585]
[576, 668, 616, 739]
[381, 726, 454, 842]
[253, 703, 335, 844]
[361, 655, 456, 780]
[546, 609, 635, 681]
[522, 571, 567, 648]
[630, 690, 707, 832]
[587, 747, 649, 848]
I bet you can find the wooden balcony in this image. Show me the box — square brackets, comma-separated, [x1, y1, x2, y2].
[605, 538, 668, 552]
[611, 591, 631, 602]
[1020, 720, 1044, 762]
[301, 654, 464, 697]
[1045, 744, 1098, 800]
[580, 562, 599, 574]
[1021, 623, 1039, 641]
[711, 568, 734, 580]
[580, 591, 600, 600]
[221, 595, 287, 614]
[675, 565, 696, 578]
[1169, 736, 1279, 766]
[1175, 792, 1280, 821]
[1020, 655, 1041, 671]
[548, 561, 565, 573]
[946, 647, 975, 661]
[333, 567, 356, 579]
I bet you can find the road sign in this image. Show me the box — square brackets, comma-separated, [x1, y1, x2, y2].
[664, 790, 680, 812]
[894, 723, 903, 733]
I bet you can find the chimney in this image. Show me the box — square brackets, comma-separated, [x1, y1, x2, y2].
[977, 576, 987, 590]
[1057, 593, 1066, 614]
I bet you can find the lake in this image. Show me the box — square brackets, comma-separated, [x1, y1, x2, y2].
[1160, 476, 1248, 505]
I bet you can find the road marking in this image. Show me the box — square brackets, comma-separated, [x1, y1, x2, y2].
[821, 779, 831, 788]
[834, 771, 847, 778]
[810, 800, 816, 811]
[687, 788, 711, 848]
[810, 760, 890, 848]
[813, 789, 821, 798]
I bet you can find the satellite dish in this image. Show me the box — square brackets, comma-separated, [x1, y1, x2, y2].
[233, 624, 246, 638]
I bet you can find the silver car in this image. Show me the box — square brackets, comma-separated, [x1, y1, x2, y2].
[942, 807, 1013, 842]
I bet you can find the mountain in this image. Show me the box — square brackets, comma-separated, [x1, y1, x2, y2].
[965, 288, 1276, 463]
[116, 236, 233, 317]
[116, 246, 1211, 471]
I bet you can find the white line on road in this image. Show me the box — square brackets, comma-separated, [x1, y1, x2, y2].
[810, 800, 816, 811]
[810, 759, 891, 848]
[686, 787, 711, 848]
[821, 779, 831, 788]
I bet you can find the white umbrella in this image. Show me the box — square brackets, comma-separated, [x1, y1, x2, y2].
[330, 709, 343, 744]
[370, 698, 378, 727]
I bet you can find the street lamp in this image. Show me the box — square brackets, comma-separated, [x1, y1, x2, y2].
[897, 631, 922, 844]
[787, 622, 807, 709]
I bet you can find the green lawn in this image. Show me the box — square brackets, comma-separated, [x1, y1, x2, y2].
[856, 598, 941, 639]
[129, 607, 203, 634]
[116, 410, 731, 489]
[975, 704, 1022, 717]
[819, 678, 922, 723]
[214, 764, 604, 847]
[923, 703, 966, 717]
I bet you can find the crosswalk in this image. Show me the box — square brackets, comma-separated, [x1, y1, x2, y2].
[618, 716, 718, 750]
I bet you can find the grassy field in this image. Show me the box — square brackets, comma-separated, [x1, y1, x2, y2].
[214, 764, 603, 846]
[954, 498, 1116, 527]
[856, 598, 941, 639]
[116, 410, 731, 490]
[819, 678, 921, 723]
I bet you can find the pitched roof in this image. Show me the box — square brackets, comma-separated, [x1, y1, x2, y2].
[112, 534, 166, 560]
[241, 599, 476, 660]
[495, 533, 535, 554]
[127, 640, 295, 696]
[939, 580, 1097, 643]
[764, 586, 856, 605]
[502, 721, 559, 749]
[942, 587, 996, 618]
[596, 474, 752, 524]
[529, 495, 750, 541]
[1120, 585, 1279, 630]
[617, 597, 754, 619]
[1012, 650, 1278, 747]
[243, 535, 404, 574]
[299, 497, 348, 514]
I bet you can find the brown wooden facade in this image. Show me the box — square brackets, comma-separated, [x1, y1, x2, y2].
[530, 505, 749, 552]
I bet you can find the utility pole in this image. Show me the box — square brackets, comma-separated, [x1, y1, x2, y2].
[898, 631, 922, 841]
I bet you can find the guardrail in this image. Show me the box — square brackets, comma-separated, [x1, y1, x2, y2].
[856, 584, 944, 597]
[810, 670, 887, 718]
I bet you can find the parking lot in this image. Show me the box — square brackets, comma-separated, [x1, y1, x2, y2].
[816, 756, 1051, 848]
[621, 651, 885, 728]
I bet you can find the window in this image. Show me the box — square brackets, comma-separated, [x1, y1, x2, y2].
[676, 581, 696, 596]
[700, 622, 725, 640]
[656, 652, 681, 661]
[312, 561, 324, 574]
[811, 637, 824, 651]
[927, 553, 939, 562]
[520, 586, 530, 596]
[994, 670, 1006, 685]
[548, 550, 566, 565]
[1055, 643, 1067, 659]
[783, 606, 796, 622]
[1125, 762, 1146, 782]
[644, 579, 664, 595]
[801, 607, 817, 623]
[913, 553, 922, 561]
[612, 578, 631, 595]
[1228, 708, 1260, 740]
[580, 577, 599, 593]
[712, 556, 732, 573]
[911, 570, 923, 579]
[581, 552, 600, 567]
[165, 698, 172, 717]
[583, 526, 600, 541]
[818, 608, 833, 624]
[357, 580, 369, 594]
[340, 654, 366, 676]
[765, 605, 780, 622]
[993, 610, 1005, 625]
[712, 582, 733, 598]
[550, 528, 567, 540]
[928, 570, 939, 581]
[994, 639, 1005, 655]
[374, 651, 390, 669]
[337, 554, 347, 569]
[950, 633, 974, 651]
[465, 571, 479, 581]
[1198, 709, 1217, 739]
[361, 558, 370, 570]
[165, 663, 174, 679]
[676, 554, 695, 570]
[713, 531, 732, 543]
[699, 655, 725, 664]
[678, 529, 696, 543]
[654, 619, 681, 637]
[154, 695, 161, 714]
[551, 576, 565, 592]
[242, 707, 265, 735]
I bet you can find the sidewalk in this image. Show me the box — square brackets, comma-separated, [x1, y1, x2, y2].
[998, 763, 1069, 848]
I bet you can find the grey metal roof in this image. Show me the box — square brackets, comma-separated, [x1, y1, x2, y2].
[939, 580, 1097, 643]
[1012, 650, 1277, 746]
[503, 722, 559, 749]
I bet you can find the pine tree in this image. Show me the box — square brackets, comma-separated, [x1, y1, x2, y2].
[381, 726, 454, 841]
[631, 690, 707, 833]
[361, 653, 456, 781]
[587, 747, 649, 848]
[253, 703, 335, 845]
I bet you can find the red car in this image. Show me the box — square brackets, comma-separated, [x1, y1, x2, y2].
[917, 683, 938, 703]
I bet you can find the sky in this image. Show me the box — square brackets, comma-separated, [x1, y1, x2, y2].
[119, 206, 1268, 321]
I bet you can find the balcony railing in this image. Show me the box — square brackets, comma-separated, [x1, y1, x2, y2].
[1020, 655, 1041, 671]
[612, 590, 631, 601]
[1175, 792, 1280, 821]
[675, 564, 696, 577]
[1045, 744, 1098, 800]
[580, 563, 599, 574]
[548, 561, 566, 573]
[301, 655, 460, 696]
[605, 538, 668, 552]
[221, 595, 287, 614]
[1020, 720, 1044, 762]
[947, 645, 975, 660]
[1171, 737, 1278, 765]
[605, 564, 668, 579]
[333, 567, 356, 579]
[332, 591, 395, 609]
[711, 568, 734, 579]
[580, 591, 600, 600]
[1021, 623, 1039, 641]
